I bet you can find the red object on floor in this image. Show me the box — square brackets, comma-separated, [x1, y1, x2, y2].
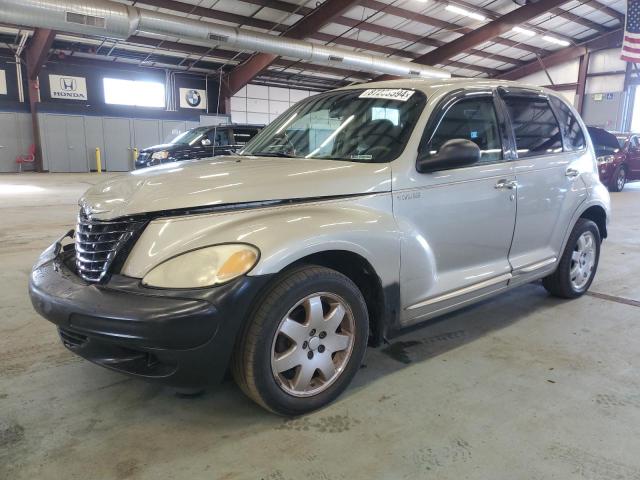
[16, 144, 36, 172]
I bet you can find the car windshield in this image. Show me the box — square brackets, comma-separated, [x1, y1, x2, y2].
[169, 127, 211, 145]
[240, 88, 426, 163]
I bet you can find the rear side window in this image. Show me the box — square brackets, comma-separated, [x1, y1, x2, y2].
[428, 97, 503, 163]
[550, 96, 586, 151]
[503, 97, 562, 158]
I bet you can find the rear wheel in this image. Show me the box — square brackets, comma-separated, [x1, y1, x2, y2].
[232, 266, 368, 415]
[610, 165, 626, 192]
[542, 218, 600, 298]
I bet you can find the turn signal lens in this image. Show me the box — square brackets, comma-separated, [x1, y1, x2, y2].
[142, 244, 259, 289]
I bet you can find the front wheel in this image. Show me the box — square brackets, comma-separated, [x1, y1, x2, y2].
[232, 266, 369, 415]
[542, 218, 600, 298]
[610, 166, 626, 192]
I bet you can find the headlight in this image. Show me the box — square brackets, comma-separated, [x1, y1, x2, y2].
[142, 244, 259, 288]
[597, 155, 614, 164]
[151, 150, 170, 160]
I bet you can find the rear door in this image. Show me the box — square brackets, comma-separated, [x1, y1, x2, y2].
[499, 88, 588, 276]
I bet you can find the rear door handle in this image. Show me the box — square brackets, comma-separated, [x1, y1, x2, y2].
[495, 179, 517, 190]
[566, 168, 579, 178]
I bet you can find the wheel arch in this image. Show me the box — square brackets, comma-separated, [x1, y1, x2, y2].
[580, 205, 608, 240]
[284, 249, 397, 346]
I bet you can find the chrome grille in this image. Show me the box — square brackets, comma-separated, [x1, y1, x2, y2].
[75, 210, 145, 283]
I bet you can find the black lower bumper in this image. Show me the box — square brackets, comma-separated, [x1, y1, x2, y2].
[29, 248, 271, 388]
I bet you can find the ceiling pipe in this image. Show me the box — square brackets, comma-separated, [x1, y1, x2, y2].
[0, 0, 451, 80]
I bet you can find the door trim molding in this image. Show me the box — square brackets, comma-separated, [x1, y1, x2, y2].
[406, 273, 513, 311]
[517, 257, 557, 273]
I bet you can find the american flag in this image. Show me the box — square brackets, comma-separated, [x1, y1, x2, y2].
[622, 0, 640, 62]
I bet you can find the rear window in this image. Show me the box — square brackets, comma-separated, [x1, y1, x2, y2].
[503, 97, 562, 158]
[550, 96, 586, 151]
[587, 127, 620, 156]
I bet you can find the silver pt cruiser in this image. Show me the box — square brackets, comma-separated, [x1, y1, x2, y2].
[30, 79, 610, 415]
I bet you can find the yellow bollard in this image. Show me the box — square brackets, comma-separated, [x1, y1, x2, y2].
[133, 147, 139, 162]
[95, 147, 102, 173]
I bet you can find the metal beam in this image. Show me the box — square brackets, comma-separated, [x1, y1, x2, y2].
[128, 0, 505, 76]
[238, 0, 524, 67]
[25, 28, 55, 80]
[411, 0, 572, 67]
[360, 0, 554, 55]
[576, 52, 590, 114]
[574, 0, 625, 24]
[225, 0, 359, 96]
[496, 28, 623, 81]
[24, 28, 55, 172]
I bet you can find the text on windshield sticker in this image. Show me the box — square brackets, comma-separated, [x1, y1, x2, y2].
[359, 89, 415, 102]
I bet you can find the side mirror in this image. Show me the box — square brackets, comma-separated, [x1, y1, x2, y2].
[417, 138, 481, 173]
[201, 138, 212, 147]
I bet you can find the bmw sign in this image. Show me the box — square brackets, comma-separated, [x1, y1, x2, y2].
[179, 87, 207, 109]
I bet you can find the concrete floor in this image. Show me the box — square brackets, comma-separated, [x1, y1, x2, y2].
[2, 173, 640, 479]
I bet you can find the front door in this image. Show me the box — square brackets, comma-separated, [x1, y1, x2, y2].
[394, 90, 517, 326]
[626, 135, 640, 180]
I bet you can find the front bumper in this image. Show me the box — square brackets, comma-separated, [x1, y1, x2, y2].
[29, 246, 271, 388]
[598, 162, 617, 185]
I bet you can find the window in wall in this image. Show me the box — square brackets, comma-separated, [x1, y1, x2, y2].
[103, 78, 165, 108]
[428, 96, 503, 163]
[503, 97, 562, 157]
[550, 96, 586, 151]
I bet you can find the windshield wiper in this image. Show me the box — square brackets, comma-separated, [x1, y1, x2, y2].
[248, 151, 297, 158]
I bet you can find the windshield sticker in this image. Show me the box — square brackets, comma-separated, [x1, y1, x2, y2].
[359, 89, 415, 102]
[350, 154, 373, 160]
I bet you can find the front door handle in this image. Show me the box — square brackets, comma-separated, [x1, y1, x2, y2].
[495, 179, 517, 190]
[566, 168, 579, 178]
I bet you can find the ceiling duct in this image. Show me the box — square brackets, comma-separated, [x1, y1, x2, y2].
[0, 0, 451, 80]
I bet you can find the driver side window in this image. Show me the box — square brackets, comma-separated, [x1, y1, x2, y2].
[428, 96, 503, 163]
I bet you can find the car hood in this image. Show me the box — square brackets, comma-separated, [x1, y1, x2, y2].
[81, 155, 392, 220]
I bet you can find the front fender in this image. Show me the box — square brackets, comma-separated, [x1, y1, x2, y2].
[121, 194, 400, 288]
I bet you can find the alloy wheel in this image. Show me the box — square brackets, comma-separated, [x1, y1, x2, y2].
[617, 169, 626, 191]
[271, 292, 355, 397]
[570, 231, 596, 291]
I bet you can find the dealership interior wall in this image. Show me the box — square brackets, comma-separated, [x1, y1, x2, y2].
[0, 46, 636, 173]
[0, 60, 315, 172]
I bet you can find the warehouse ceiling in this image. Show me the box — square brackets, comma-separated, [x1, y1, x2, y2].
[0, 0, 627, 92]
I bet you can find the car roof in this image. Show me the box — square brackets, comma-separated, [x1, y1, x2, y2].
[335, 77, 559, 99]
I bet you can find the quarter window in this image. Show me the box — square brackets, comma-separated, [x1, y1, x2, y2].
[428, 97, 503, 163]
[503, 97, 562, 158]
[550, 96, 586, 151]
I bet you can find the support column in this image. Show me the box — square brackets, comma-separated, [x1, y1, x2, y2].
[576, 52, 590, 115]
[24, 29, 55, 172]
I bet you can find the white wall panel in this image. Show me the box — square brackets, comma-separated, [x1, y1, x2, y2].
[589, 49, 626, 74]
[247, 98, 269, 113]
[269, 86, 290, 101]
[247, 112, 269, 124]
[231, 111, 247, 123]
[246, 84, 269, 99]
[230, 96, 246, 112]
[586, 74, 625, 94]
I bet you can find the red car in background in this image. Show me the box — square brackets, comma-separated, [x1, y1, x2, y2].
[588, 127, 640, 192]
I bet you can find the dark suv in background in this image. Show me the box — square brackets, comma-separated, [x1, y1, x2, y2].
[588, 126, 640, 192]
[135, 125, 261, 169]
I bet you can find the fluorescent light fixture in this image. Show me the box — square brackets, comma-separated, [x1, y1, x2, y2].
[445, 4, 486, 21]
[512, 26, 536, 37]
[542, 35, 571, 47]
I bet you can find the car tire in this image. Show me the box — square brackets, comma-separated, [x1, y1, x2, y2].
[542, 218, 600, 299]
[232, 265, 369, 415]
[609, 165, 627, 192]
